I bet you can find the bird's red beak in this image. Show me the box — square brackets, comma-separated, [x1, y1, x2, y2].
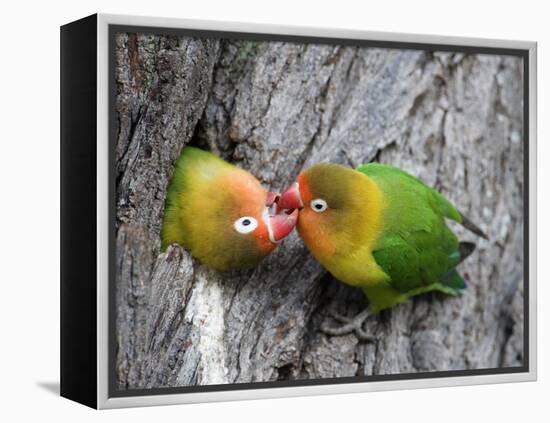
[266, 191, 281, 207]
[278, 182, 304, 210]
[267, 209, 299, 242]
[264, 191, 298, 243]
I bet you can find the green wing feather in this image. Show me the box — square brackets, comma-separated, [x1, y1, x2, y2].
[356, 163, 467, 312]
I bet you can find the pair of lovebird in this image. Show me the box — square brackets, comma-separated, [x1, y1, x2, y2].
[161, 147, 486, 339]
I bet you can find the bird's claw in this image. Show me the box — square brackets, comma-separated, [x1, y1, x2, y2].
[320, 307, 375, 342]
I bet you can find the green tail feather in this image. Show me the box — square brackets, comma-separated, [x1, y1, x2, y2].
[438, 241, 474, 293]
[439, 269, 466, 293]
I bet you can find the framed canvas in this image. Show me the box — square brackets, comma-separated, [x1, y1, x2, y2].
[60, 13, 537, 409]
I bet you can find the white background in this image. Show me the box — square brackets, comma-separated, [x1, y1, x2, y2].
[0, 0, 547, 421]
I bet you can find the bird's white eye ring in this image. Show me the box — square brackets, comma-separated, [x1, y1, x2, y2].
[234, 216, 258, 234]
[310, 198, 328, 213]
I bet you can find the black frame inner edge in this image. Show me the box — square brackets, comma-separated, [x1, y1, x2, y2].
[107, 24, 530, 398]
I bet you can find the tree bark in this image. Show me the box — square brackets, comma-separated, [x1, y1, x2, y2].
[114, 34, 524, 389]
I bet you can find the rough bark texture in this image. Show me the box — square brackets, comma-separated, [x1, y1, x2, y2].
[114, 33, 524, 390]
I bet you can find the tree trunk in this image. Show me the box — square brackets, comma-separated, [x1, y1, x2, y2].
[114, 33, 524, 389]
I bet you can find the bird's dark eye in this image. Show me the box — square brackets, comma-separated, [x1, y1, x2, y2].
[310, 198, 328, 213]
[234, 216, 258, 234]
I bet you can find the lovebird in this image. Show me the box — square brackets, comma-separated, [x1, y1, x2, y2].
[161, 147, 298, 271]
[278, 162, 487, 340]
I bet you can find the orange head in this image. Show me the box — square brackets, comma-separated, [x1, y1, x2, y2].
[278, 163, 379, 260]
[161, 147, 298, 270]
